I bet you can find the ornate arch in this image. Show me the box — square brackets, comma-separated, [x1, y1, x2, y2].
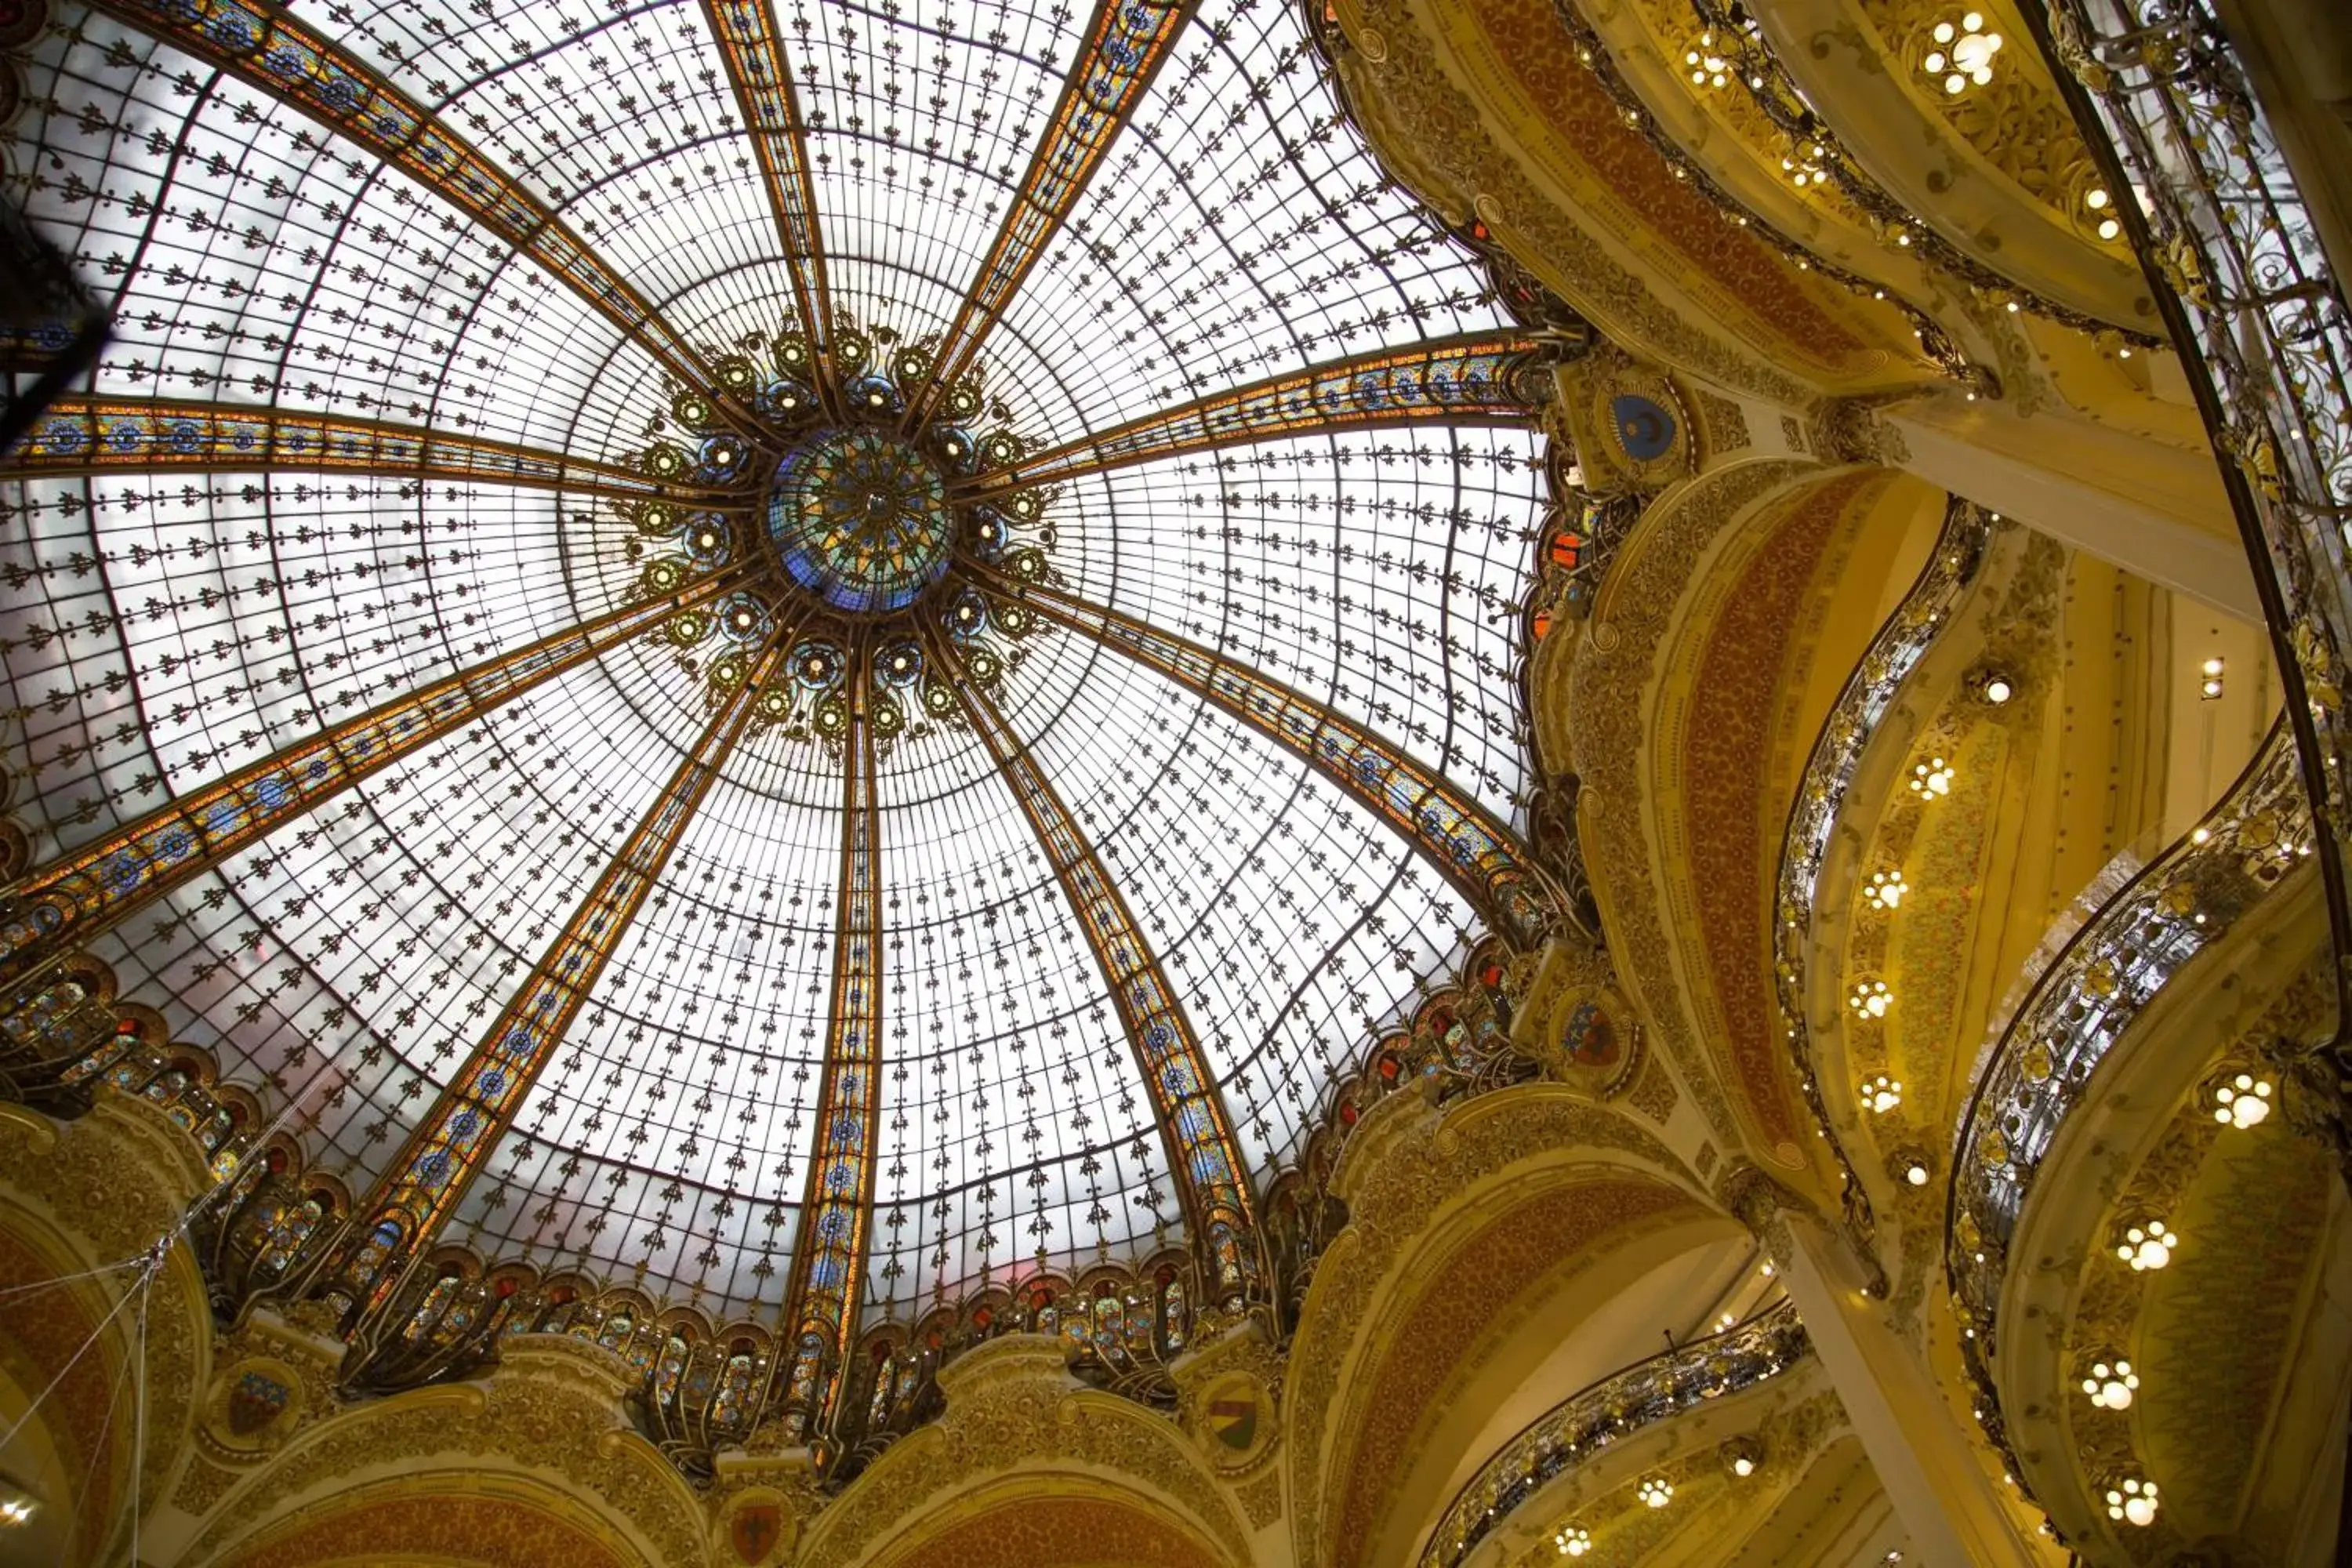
[1283, 1081, 1728, 1568]
[0, 1095, 214, 1565]
[179, 1338, 708, 1568]
[862, 1481, 1238, 1568]
[208, 1473, 644, 1568]
[798, 1334, 1254, 1568]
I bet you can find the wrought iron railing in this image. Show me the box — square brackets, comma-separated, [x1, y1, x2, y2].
[2029, 0, 2352, 1062]
[1775, 497, 1999, 1252]
[1946, 718, 2307, 1450]
[1421, 1298, 1808, 1568]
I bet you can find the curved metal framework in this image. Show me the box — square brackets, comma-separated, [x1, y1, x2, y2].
[327, 635, 789, 1330]
[1, 0, 1575, 1481]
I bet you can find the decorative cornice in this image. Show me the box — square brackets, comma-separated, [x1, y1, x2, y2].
[1322, 0, 1820, 406]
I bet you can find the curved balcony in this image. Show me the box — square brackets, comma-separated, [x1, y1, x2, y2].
[1947, 717, 2311, 1528]
[1744, 0, 2152, 329]
[1421, 1297, 1809, 1568]
[2032, 0, 2352, 1033]
[1775, 495, 2000, 1245]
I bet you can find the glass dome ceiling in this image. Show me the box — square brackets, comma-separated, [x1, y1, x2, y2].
[1, 0, 1563, 1330]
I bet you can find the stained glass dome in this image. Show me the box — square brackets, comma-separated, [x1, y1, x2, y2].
[1, 0, 1568, 1352]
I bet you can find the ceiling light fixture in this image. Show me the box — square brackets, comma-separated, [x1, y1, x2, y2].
[2105, 1477, 2158, 1526]
[2080, 1359, 2140, 1410]
[2118, 1220, 2179, 1271]
[2214, 1071, 2274, 1129]
[1908, 757, 1955, 798]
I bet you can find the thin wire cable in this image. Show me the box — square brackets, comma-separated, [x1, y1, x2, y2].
[132, 1269, 151, 1568]
[0, 1253, 146, 1305]
[0, 1245, 158, 1456]
[48, 1264, 140, 1565]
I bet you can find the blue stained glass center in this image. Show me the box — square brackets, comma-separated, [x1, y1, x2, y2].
[767, 427, 956, 614]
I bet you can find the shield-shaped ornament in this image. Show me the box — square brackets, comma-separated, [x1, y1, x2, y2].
[227, 1370, 291, 1436]
[729, 1503, 783, 1565]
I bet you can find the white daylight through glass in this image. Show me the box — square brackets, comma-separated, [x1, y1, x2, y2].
[2, 0, 1558, 1330]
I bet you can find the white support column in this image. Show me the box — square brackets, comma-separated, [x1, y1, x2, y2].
[1769, 1212, 2057, 1568]
[1883, 402, 2263, 624]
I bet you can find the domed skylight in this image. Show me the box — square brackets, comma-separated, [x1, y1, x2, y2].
[1, 0, 1563, 1363]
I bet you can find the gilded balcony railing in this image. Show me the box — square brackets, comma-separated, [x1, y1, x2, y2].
[2029, 0, 2352, 1058]
[1421, 1298, 1809, 1568]
[1775, 496, 1999, 1252]
[1946, 718, 2307, 1454]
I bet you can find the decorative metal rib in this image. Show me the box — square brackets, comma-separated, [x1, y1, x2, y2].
[966, 565, 1554, 949]
[87, 0, 744, 420]
[17, 397, 741, 508]
[335, 636, 787, 1318]
[956, 331, 1541, 497]
[903, 0, 1196, 431]
[0, 569, 742, 993]
[775, 642, 884, 1439]
[701, 0, 838, 410]
[924, 619, 1263, 1305]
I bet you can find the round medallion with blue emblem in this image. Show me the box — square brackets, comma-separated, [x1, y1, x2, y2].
[766, 427, 956, 615]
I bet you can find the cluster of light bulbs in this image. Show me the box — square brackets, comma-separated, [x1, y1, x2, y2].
[1923, 14, 2002, 94]
[1685, 32, 1730, 88]
[1864, 869, 1908, 910]
[1782, 141, 1831, 190]
[2214, 1071, 2274, 1128]
[1849, 981, 1894, 1020]
[1639, 1476, 1675, 1509]
[1556, 1526, 1592, 1557]
[2105, 1477, 2160, 1526]
[2080, 1359, 2140, 1410]
[1860, 1073, 1904, 1114]
[2199, 655, 2227, 701]
[2118, 1219, 2180, 1272]
[1908, 757, 1956, 799]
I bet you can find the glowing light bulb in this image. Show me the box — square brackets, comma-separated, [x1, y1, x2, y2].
[1733, 1454, 1755, 1477]
[1557, 1526, 1592, 1557]
[1639, 1477, 1674, 1508]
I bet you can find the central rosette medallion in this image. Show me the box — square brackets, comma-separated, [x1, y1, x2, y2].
[767, 426, 956, 615]
[626, 323, 1058, 743]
